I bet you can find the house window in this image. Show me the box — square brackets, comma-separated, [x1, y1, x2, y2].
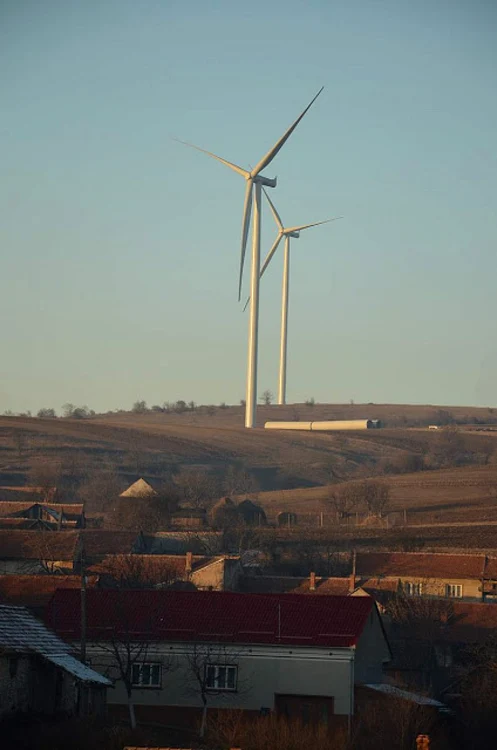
[205, 664, 237, 691]
[404, 581, 423, 597]
[445, 584, 462, 598]
[131, 662, 161, 688]
[434, 645, 453, 667]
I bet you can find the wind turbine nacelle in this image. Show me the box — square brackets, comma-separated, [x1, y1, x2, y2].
[289, 231, 300, 238]
[254, 175, 277, 188]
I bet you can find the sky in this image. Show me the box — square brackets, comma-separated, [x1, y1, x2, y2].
[1, 0, 496, 414]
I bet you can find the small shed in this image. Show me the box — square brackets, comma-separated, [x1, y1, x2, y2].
[277, 511, 298, 528]
[0, 604, 110, 720]
[210, 497, 239, 528]
[237, 499, 267, 526]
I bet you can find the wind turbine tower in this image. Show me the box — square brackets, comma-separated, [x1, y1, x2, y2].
[245, 190, 342, 405]
[176, 88, 324, 427]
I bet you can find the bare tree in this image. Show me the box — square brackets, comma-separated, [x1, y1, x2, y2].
[175, 468, 220, 508]
[385, 591, 455, 642]
[90, 597, 174, 729]
[260, 390, 273, 406]
[77, 467, 124, 515]
[28, 459, 62, 502]
[184, 643, 245, 737]
[37, 407, 56, 418]
[358, 480, 390, 518]
[12, 430, 28, 461]
[326, 484, 360, 520]
[95, 553, 180, 589]
[223, 464, 259, 498]
[109, 489, 180, 532]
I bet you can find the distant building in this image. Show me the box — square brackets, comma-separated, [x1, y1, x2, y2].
[356, 551, 494, 602]
[119, 478, 157, 498]
[0, 502, 84, 530]
[0, 530, 80, 575]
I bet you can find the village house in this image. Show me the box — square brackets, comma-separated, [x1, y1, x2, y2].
[47, 589, 391, 729]
[0, 530, 80, 574]
[355, 551, 495, 602]
[0, 501, 84, 530]
[119, 478, 208, 528]
[89, 551, 242, 591]
[0, 604, 110, 720]
[79, 529, 141, 565]
[239, 573, 355, 596]
[383, 599, 497, 699]
[137, 530, 223, 555]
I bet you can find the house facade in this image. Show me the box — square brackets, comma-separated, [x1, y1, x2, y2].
[356, 552, 492, 602]
[47, 589, 390, 726]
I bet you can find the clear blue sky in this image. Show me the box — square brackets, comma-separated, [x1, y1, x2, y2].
[1, 0, 496, 414]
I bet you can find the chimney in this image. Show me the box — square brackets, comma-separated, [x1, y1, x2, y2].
[185, 551, 193, 575]
[349, 550, 357, 592]
[309, 571, 316, 591]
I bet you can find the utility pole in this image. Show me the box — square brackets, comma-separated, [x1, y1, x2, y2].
[80, 548, 87, 665]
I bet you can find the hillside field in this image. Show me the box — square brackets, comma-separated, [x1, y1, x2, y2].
[0, 403, 496, 492]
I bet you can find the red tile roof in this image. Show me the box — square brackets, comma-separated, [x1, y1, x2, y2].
[80, 530, 139, 559]
[47, 589, 374, 648]
[240, 575, 352, 596]
[0, 574, 98, 610]
[356, 552, 486, 579]
[483, 557, 497, 579]
[88, 554, 209, 581]
[0, 530, 80, 560]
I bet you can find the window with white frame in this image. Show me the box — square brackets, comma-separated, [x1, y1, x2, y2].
[404, 581, 423, 597]
[205, 664, 237, 691]
[445, 584, 462, 598]
[131, 662, 161, 688]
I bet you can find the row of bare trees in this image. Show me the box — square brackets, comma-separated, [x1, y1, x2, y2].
[326, 480, 390, 520]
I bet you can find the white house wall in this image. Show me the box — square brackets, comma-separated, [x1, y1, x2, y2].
[88, 642, 355, 716]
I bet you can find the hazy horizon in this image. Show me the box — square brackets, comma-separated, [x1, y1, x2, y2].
[2, 1, 496, 414]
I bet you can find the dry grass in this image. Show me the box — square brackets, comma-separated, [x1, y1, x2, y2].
[254, 464, 497, 524]
[1, 405, 496, 546]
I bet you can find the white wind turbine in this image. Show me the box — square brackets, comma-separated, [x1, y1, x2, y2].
[175, 88, 324, 428]
[244, 189, 342, 405]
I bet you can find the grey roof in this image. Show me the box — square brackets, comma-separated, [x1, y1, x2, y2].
[0, 604, 110, 686]
[364, 683, 449, 711]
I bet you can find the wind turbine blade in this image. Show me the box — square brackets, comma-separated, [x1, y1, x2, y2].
[250, 87, 324, 177]
[173, 138, 250, 178]
[286, 216, 343, 233]
[260, 234, 284, 278]
[262, 187, 284, 231]
[242, 296, 250, 313]
[238, 179, 253, 300]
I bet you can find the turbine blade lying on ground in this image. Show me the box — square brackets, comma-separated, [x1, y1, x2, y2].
[262, 187, 284, 230]
[238, 179, 254, 300]
[286, 216, 343, 233]
[173, 138, 250, 178]
[250, 87, 324, 177]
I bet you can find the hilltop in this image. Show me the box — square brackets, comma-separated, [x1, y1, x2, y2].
[0, 402, 495, 495]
